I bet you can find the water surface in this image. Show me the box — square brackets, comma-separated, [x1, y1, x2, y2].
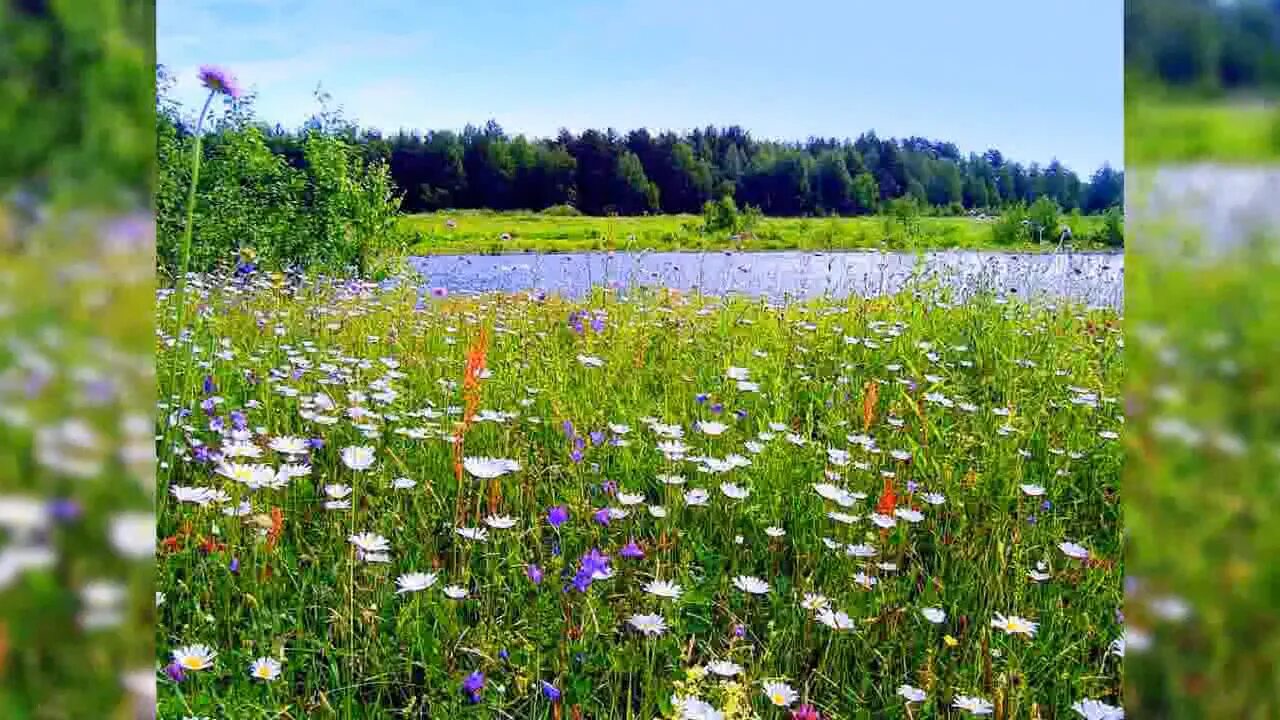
[407, 249, 1123, 308]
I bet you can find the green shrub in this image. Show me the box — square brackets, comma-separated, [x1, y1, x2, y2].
[542, 203, 582, 216]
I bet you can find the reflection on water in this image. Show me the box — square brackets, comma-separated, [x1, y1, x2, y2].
[406, 250, 1123, 308]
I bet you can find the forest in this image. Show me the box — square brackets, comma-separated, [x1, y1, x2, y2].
[1127, 0, 1280, 93]
[158, 66, 1123, 221]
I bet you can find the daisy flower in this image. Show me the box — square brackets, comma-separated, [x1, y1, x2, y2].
[628, 613, 668, 636]
[171, 644, 216, 671]
[644, 579, 683, 600]
[1058, 541, 1090, 560]
[921, 607, 946, 624]
[1071, 698, 1124, 719]
[953, 695, 994, 715]
[720, 482, 749, 500]
[732, 575, 769, 595]
[706, 660, 742, 677]
[991, 613, 1038, 637]
[340, 446, 376, 471]
[463, 456, 521, 479]
[483, 514, 517, 529]
[396, 572, 438, 594]
[762, 680, 798, 707]
[249, 657, 281, 681]
[455, 527, 489, 542]
[801, 593, 830, 611]
[443, 585, 468, 599]
[817, 607, 854, 630]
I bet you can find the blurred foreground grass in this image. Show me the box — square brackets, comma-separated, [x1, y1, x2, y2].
[1125, 230, 1280, 719]
[1126, 97, 1280, 165]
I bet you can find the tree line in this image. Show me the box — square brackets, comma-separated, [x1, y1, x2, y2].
[158, 67, 1121, 220]
[282, 122, 1122, 218]
[1127, 0, 1280, 93]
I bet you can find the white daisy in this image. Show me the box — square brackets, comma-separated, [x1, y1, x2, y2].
[732, 575, 769, 595]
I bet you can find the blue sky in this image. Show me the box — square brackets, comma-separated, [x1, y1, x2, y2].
[159, 0, 1122, 174]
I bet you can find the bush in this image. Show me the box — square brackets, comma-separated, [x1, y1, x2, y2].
[542, 203, 582, 216]
[702, 194, 740, 233]
[157, 80, 403, 278]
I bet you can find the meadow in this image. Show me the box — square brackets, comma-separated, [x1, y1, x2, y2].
[1123, 234, 1280, 719]
[400, 211, 1114, 257]
[1125, 97, 1280, 165]
[156, 269, 1123, 719]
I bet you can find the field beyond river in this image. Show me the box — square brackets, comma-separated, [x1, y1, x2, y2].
[401, 211, 1114, 256]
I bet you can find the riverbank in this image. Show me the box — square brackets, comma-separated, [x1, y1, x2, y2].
[401, 210, 1115, 256]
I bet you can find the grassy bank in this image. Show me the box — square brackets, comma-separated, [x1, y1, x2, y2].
[157, 272, 1122, 719]
[402, 211, 1114, 256]
[1126, 97, 1280, 165]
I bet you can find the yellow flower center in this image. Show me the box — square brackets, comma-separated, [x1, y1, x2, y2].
[256, 666, 271, 678]
[771, 693, 787, 705]
[181, 657, 203, 669]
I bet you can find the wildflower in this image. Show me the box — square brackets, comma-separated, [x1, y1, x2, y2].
[484, 514, 517, 529]
[619, 540, 645, 559]
[171, 644, 216, 671]
[720, 482, 749, 500]
[801, 593, 829, 611]
[348, 532, 390, 555]
[455, 527, 488, 542]
[991, 613, 1038, 637]
[897, 684, 926, 703]
[817, 608, 854, 630]
[396, 572, 438, 594]
[698, 421, 728, 436]
[249, 657, 281, 681]
[463, 456, 520, 478]
[340, 446, 376, 471]
[685, 489, 710, 506]
[706, 660, 742, 677]
[628, 613, 668, 636]
[943, 634, 959, 647]
[198, 65, 242, 98]
[461, 670, 485, 703]
[1019, 484, 1046, 496]
[1071, 698, 1124, 719]
[443, 585, 468, 599]
[540, 681, 561, 701]
[644, 579, 683, 600]
[547, 505, 569, 527]
[164, 662, 186, 683]
[791, 704, 821, 720]
[1058, 541, 1090, 560]
[526, 564, 544, 584]
[762, 681, 798, 707]
[592, 508, 611, 526]
[732, 575, 769, 595]
[953, 695, 994, 715]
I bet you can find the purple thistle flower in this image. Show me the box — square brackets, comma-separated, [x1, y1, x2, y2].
[198, 65, 242, 98]
[592, 508, 611, 526]
[527, 564, 544, 584]
[619, 539, 644, 559]
[541, 681, 561, 701]
[547, 506, 569, 528]
[164, 662, 186, 683]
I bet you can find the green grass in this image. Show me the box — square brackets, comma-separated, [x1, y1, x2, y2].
[1126, 97, 1280, 165]
[1125, 237, 1280, 719]
[0, 209, 155, 719]
[157, 272, 1122, 719]
[401, 211, 1112, 256]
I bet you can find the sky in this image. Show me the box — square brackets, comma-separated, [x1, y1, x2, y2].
[159, 0, 1123, 174]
